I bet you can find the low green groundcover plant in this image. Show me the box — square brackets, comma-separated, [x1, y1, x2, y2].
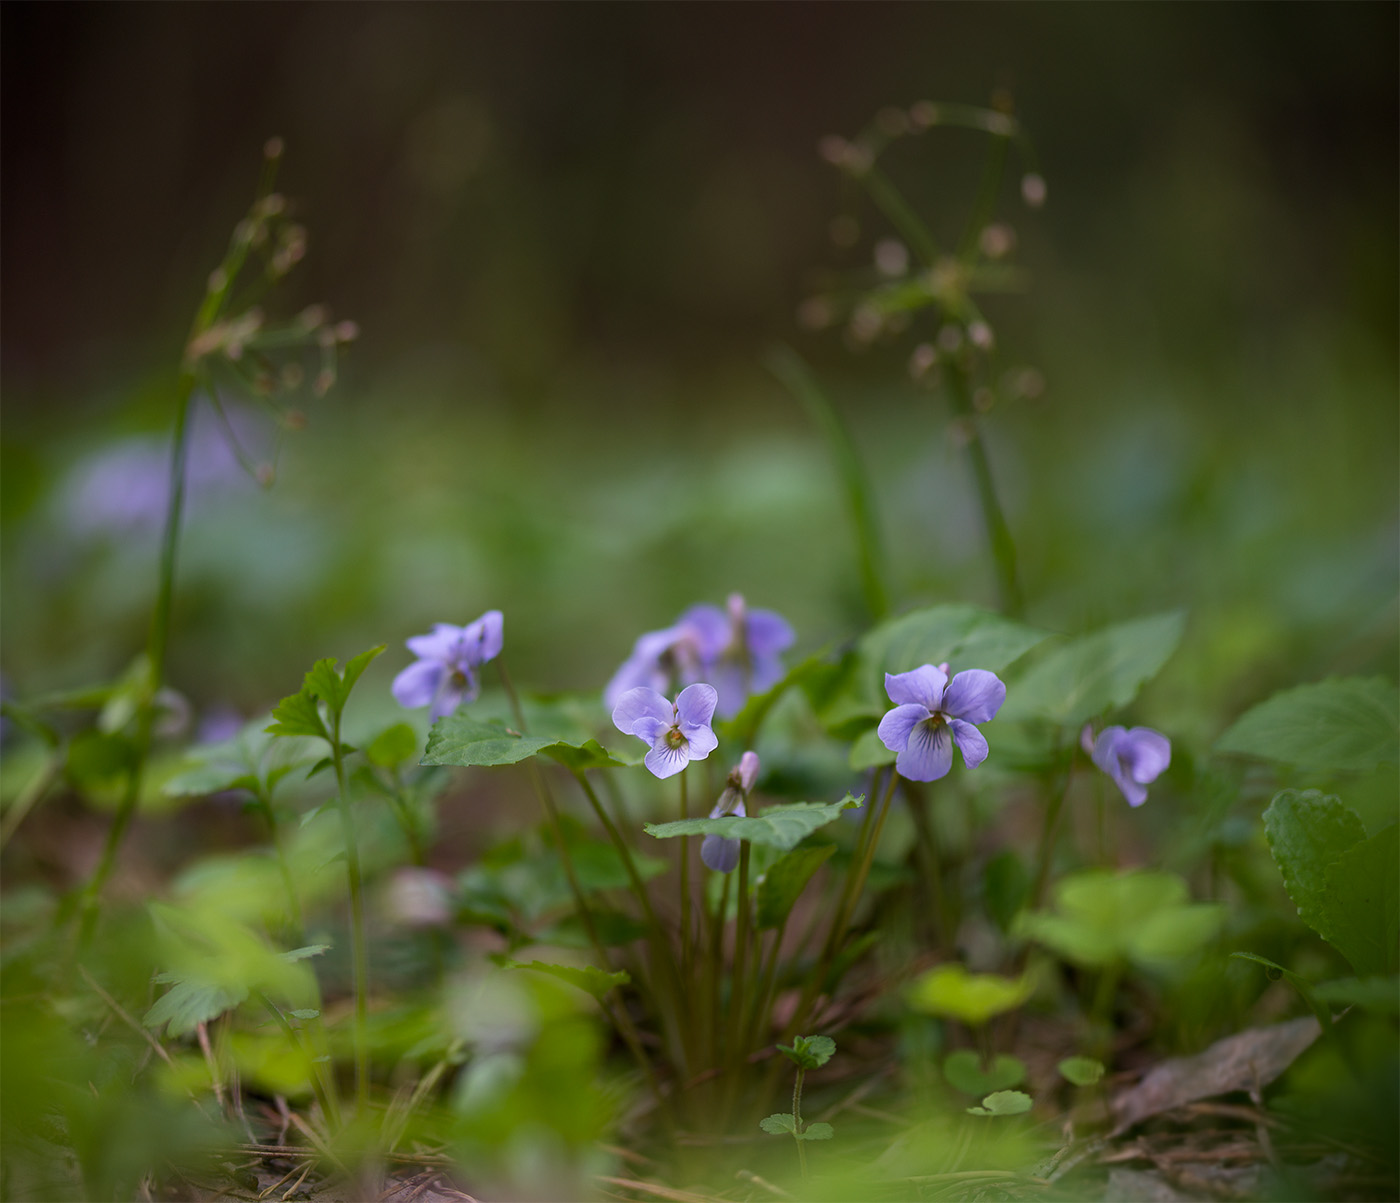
[1, 106, 1395, 1203]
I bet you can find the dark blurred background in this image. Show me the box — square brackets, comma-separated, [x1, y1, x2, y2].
[3, 2, 1396, 741]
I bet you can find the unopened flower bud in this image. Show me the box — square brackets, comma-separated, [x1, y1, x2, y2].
[313, 370, 334, 397]
[207, 267, 228, 295]
[735, 750, 760, 793]
[909, 343, 937, 380]
[936, 324, 964, 354]
[968, 321, 994, 351]
[259, 193, 286, 219]
[1021, 173, 1047, 209]
[874, 238, 909, 277]
[909, 100, 939, 129]
[333, 320, 360, 343]
[263, 136, 285, 160]
[298, 304, 329, 330]
[978, 223, 1016, 260]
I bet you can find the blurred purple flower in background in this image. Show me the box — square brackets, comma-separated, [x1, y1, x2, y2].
[878, 663, 1006, 782]
[702, 750, 760, 873]
[393, 610, 504, 722]
[1081, 724, 1171, 807]
[56, 399, 269, 539]
[612, 683, 719, 779]
[604, 593, 794, 719]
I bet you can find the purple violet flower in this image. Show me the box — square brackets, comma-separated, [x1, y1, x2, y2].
[1081, 724, 1171, 807]
[603, 594, 794, 720]
[604, 621, 710, 708]
[877, 663, 1006, 782]
[612, 683, 719, 780]
[702, 750, 760, 873]
[392, 610, 504, 722]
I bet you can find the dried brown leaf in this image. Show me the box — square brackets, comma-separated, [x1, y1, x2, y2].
[1111, 1016, 1320, 1135]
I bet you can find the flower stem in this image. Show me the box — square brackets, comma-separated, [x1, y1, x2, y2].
[1031, 758, 1075, 912]
[946, 364, 1023, 618]
[570, 769, 689, 1091]
[77, 372, 197, 946]
[329, 710, 370, 1113]
[792, 1065, 809, 1179]
[679, 771, 693, 1002]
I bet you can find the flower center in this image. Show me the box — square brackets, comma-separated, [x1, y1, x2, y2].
[665, 725, 688, 750]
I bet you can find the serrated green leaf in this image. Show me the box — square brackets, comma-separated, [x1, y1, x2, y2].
[367, 723, 420, 769]
[998, 611, 1186, 728]
[340, 645, 386, 702]
[1312, 976, 1400, 1014]
[757, 844, 836, 929]
[824, 605, 1050, 730]
[790, 1034, 836, 1067]
[303, 658, 344, 710]
[1057, 1056, 1105, 1087]
[1318, 824, 1399, 976]
[266, 690, 328, 741]
[423, 716, 626, 770]
[967, 1090, 1032, 1117]
[760, 1113, 797, 1135]
[800, 1122, 834, 1141]
[1263, 790, 1366, 940]
[943, 1049, 1026, 1095]
[540, 738, 629, 771]
[503, 959, 630, 1001]
[908, 964, 1032, 1025]
[645, 795, 862, 852]
[282, 944, 330, 962]
[1218, 678, 1399, 773]
[144, 979, 248, 1037]
[162, 763, 260, 797]
[862, 605, 1050, 691]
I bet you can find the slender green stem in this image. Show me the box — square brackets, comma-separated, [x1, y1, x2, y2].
[76, 149, 282, 942]
[956, 133, 1010, 263]
[78, 373, 198, 946]
[792, 1065, 809, 1178]
[561, 770, 679, 1103]
[1031, 761, 1074, 912]
[258, 992, 339, 1130]
[495, 657, 528, 734]
[730, 842, 752, 1064]
[860, 165, 941, 266]
[768, 346, 890, 622]
[329, 711, 370, 1112]
[255, 790, 305, 941]
[679, 771, 692, 1004]
[1089, 961, 1123, 1061]
[903, 781, 947, 948]
[946, 364, 1023, 617]
[703, 868, 732, 1075]
[787, 770, 898, 1039]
